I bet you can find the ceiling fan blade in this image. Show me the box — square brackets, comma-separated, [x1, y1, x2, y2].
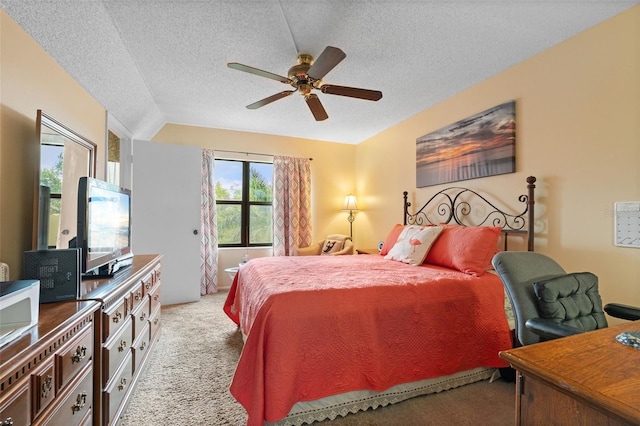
[305, 94, 328, 121]
[246, 91, 295, 109]
[307, 46, 346, 80]
[227, 62, 292, 84]
[320, 84, 383, 101]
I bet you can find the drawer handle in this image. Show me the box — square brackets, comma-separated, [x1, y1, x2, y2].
[118, 340, 128, 352]
[2, 417, 13, 426]
[71, 345, 87, 363]
[139, 312, 147, 321]
[134, 292, 142, 301]
[41, 375, 53, 399]
[145, 281, 152, 290]
[118, 377, 127, 391]
[139, 341, 147, 351]
[153, 318, 159, 326]
[154, 294, 160, 302]
[113, 311, 122, 324]
[71, 392, 87, 414]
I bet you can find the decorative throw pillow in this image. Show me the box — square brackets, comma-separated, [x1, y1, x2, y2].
[384, 225, 444, 265]
[320, 239, 344, 255]
[379, 224, 405, 256]
[424, 225, 501, 276]
[533, 272, 608, 331]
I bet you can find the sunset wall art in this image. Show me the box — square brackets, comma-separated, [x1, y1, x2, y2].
[416, 101, 516, 187]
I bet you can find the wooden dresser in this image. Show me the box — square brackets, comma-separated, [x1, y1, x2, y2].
[500, 320, 640, 425]
[0, 299, 100, 425]
[81, 254, 162, 426]
[0, 254, 161, 426]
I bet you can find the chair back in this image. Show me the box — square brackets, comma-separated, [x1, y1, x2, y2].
[294, 234, 354, 256]
[324, 234, 354, 255]
[492, 252, 566, 346]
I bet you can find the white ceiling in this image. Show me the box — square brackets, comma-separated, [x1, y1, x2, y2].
[2, 1, 637, 144]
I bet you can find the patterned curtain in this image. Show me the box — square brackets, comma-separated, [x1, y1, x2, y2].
[200, 149, 218, 294]
[272, 156, 312, 256]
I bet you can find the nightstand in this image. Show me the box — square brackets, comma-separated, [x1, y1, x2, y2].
[356, 248, 380, 255]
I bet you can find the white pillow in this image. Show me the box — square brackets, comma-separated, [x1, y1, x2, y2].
[321, 239, 345, 255]
[384, 225, 444, 265]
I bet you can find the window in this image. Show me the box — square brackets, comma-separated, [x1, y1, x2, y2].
[40, 143, 64, 248]
[215, 159, 273, 247]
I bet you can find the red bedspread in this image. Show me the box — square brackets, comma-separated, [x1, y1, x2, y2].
[223, 255, 511, 425]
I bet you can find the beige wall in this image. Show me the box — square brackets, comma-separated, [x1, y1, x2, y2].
[153, 124, 357, 239]
[0, 11, 106, 278]
[152, 124, 357, 287]
[355, 6, 640, 314]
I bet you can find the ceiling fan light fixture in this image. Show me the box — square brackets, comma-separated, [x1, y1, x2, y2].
[298, 83, 313, 95]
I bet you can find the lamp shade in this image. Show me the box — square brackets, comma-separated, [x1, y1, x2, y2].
[342, 194, 359, 211]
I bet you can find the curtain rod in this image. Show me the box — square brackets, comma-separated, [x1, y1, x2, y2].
[214, 149, 312, 160]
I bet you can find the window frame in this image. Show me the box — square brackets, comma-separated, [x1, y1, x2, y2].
[215, 159, 273, 248]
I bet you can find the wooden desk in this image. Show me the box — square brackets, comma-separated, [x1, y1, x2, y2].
[500, 321, 640, 425]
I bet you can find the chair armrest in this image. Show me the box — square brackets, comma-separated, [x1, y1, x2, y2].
[525, 318, 583, 341]
[293, 243, 322, 256]
[604, 303, 640, 321]
[330, 241, 354, 255]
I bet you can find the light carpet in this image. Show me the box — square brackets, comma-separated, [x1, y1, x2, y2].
[120, 290, 515, 425]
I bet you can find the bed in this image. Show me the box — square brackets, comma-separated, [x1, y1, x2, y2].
[224, 176, 537, 426]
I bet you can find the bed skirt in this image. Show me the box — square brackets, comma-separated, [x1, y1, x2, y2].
[267, 367, 495, 426]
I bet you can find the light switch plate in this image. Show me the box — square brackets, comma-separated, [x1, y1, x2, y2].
[614, 201, 640, 248]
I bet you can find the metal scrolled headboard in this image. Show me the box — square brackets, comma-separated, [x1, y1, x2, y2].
[403, 176, 536, 251]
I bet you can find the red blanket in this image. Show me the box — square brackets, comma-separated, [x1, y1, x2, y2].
[223, 255, 511, 425]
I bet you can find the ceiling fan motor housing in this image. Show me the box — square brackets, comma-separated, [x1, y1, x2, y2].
[288, 54, 317, 95]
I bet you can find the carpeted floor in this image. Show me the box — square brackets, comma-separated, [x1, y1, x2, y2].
[120, 290, 515, 425]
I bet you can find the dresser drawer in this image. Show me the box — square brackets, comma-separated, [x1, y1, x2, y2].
[41, 364, 92, 426]
[152, 263, 161, 286]
[149, 302, 161, 341]
[103, 298, 128, 343]
[132, 322, 151, 375]
[141, 271, 154, 296]
[132, 296, 150, 343]
[103, 319, 132, 388]
[0, 382, 30, 426]
[130, 283, 144, 313]
[148, 283, 161, 315]
[33, 360, 56, 419]
[57, 324, 93, 391]
[103, 356, 133, 426]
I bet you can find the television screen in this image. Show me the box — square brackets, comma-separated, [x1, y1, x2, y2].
[77, 177, 132, 275]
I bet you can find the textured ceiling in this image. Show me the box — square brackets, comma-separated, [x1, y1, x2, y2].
[2, 1, 637, 144]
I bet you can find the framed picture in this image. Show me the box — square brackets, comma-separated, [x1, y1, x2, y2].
[416, 100, 515, 187]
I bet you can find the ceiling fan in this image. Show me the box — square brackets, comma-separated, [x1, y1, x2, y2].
[227, 46, 382, 121]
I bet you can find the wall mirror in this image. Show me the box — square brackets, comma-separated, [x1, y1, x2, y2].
[34, 110, 96, 250]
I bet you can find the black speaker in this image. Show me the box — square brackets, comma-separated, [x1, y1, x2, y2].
[24, 248, 81, 303]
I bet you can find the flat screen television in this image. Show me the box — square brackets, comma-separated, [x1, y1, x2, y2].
[76, 177, 132, 277]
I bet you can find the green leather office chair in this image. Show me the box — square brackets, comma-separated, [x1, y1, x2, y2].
[492, 251, 640, 347]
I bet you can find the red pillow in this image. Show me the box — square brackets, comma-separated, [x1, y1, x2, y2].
[424, 225, 501, 276]
[379, 224, 405, 256]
